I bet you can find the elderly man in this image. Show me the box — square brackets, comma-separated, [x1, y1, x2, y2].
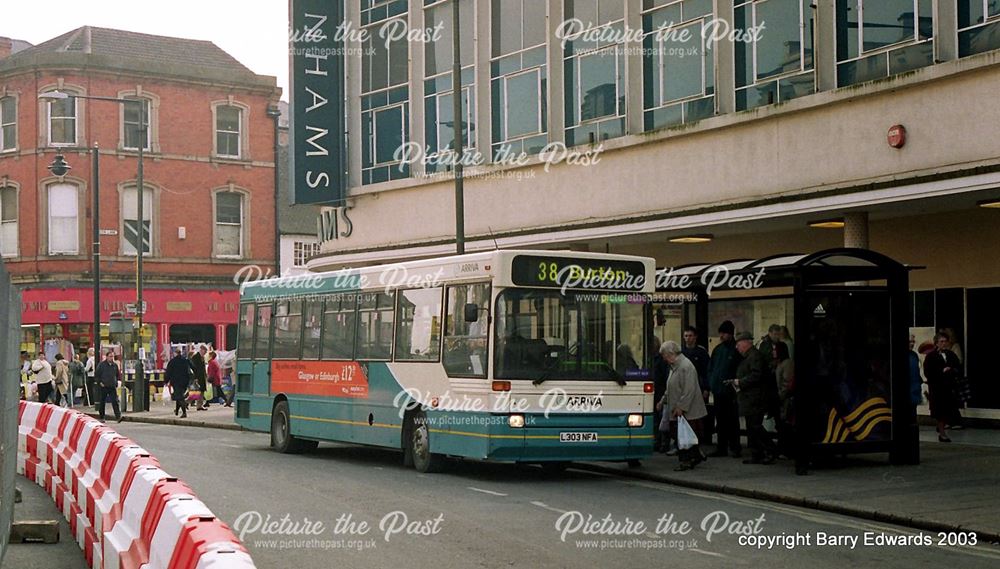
[708, 320, 742, 458]
[732, 332, 777, 464]
[656, 341, 708, 471]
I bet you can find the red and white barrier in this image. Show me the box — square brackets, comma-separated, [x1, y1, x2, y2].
[15, 401, 254, 569]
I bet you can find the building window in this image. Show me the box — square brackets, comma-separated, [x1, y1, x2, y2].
[122, 186, 153, 256]
[959, 0, 1000, 57]
[0, 96, 15, 152]
[491, 0, 548, 159]
[0, 184, 17, 257]
[424, 0, 476, 173]
[361, 2, 410, 185]
[835, 0, 934, 88]
[293, 241, 321, 267]
[215, 105, 243, 158]
[123, 98, 151, 151]
[215, 191, 244, 258]
[564, 1, 627, 146]
[48, 183, 79, 255]
[735, 0, 815, 111]
[46, 94, 77, 146]
[641, 0, 716, 131]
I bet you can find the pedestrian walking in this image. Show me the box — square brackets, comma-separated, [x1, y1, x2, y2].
[708, 321, 742, 458]
[84, 347, 97, 408]
[650, 336, 670, 452]
[656, 341, 708, 471]
[923, 332, 963, 443]
[53, 353, 71, 407]
[31, 354, 54, 404]
[207, 351, 223, 406]
[191, 345, 208, 410]
[166, 348, 192, 418]
[95, 351, 123, 422]
[69, 352, 86, 407]
[733, 331, 777, 465]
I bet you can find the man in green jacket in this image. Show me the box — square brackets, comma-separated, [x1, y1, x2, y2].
[733, 331, 777, 465]
[707, 321, 742, 458]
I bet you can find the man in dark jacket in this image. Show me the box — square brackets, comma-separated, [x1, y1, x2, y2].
[190, 345, 208, 410]
[734, 332, 777, 464]
[166, 348, 193, 418]
[95, 351, 123, 422]
[708, 321, 742, 458]
[650, 336, 670, 452]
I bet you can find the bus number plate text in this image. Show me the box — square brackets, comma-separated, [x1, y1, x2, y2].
[559, 432, 599, 443]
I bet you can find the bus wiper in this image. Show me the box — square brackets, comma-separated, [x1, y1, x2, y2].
[533, 349, 573, 386]
[606, 366, 627, 387]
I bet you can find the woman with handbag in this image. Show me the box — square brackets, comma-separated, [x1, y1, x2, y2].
[923, 332, 963, 442]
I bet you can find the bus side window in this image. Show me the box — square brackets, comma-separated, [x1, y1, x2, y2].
[272, 300, 303, 360]
[301, 299, 323, 359]
[356, 291, 394, 361]
[395, 288, 443, 362]
[254, 302, 273, 360]
[322, 294, 356, 360]
[443, 283, 490, 377]
[237, 303, 255, 360]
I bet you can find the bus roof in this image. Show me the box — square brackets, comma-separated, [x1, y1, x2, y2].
[240, 249, 656, 301]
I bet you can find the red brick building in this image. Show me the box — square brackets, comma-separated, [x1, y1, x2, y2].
[0, 27, 281, 367]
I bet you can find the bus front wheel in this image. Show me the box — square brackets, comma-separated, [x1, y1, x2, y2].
[271, 401, 317, 454]
[409, 413, 445, 473]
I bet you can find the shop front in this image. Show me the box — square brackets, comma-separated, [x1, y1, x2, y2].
[19, 287, 240, 370]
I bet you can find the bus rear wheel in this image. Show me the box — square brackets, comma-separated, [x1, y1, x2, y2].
[271, 400, 317, 454]
[409, 413, 445, 473]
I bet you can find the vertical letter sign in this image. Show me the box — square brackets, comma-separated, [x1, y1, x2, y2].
[290, 0, 346, 204]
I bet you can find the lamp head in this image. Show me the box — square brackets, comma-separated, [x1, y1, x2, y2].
[48, 154, 72, 177]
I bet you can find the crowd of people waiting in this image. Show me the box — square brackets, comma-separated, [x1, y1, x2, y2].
[652, 321, 967, 475]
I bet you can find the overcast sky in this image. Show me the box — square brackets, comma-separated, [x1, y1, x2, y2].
[5, 0, 291, 99]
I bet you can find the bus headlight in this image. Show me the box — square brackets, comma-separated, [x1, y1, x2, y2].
[509, 414, 526, 428]
[627, 414, 643, 427]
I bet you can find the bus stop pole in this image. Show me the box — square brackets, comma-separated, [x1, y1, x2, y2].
[0, 263, 22, 564]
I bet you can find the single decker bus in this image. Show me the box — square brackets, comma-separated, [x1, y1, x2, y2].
[234, 250, 656, 472]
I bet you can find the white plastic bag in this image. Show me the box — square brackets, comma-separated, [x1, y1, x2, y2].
[763, 415, 777, 433]
[676, 416, 698, 450]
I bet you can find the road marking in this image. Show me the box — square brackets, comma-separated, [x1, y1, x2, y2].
[690, 548, 728, 559]
[468, 487, 508, 497]
[531, 501, 568, 514]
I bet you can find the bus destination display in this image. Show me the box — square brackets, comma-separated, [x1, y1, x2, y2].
[510, 255, 647, 291]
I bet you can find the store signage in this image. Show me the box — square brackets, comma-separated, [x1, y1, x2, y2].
[47, 300, 80, 311]
[166, 301, 193, 312]
[290, 0, 346, 205]
[317, 205, 353, 244]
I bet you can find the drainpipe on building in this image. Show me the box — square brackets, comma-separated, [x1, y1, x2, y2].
[267, 105, 282, 276]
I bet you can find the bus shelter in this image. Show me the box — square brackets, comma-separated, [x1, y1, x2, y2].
[653, 248, 918, 465]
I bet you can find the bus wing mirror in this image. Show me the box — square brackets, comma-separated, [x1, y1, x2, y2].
[464, 303, 480, 323]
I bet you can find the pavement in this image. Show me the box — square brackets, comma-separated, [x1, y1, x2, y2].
[74, 401, 1000, 543]
[2, 478, 88, 569]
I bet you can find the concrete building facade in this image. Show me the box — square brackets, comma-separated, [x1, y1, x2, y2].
[304, 1, 1000, 416]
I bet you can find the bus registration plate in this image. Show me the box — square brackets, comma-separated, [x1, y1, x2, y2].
[559, 432, 599, 443]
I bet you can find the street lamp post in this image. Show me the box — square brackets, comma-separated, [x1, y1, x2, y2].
[39, 91, 148, 412]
